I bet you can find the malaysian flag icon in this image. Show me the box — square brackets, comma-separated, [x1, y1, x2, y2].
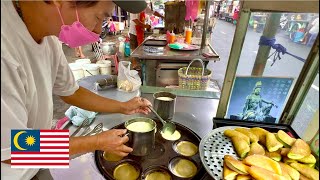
[11, 130, 69, 168]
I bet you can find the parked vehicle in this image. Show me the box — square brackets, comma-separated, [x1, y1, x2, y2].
[100, 19, 109, 39]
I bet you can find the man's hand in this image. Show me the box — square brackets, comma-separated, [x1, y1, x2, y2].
[121, 97, 152, 115]
[95, 129, 133, 157]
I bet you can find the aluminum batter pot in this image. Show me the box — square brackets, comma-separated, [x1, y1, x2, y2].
[153, 92, 177, 120]
[125, 117, 156, 156]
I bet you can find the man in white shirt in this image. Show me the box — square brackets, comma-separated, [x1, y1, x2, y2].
[1, 1, 150, 179]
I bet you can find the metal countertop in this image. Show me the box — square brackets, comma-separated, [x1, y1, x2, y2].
[35, 77, 218, 180]
[130, 36, 220, 62]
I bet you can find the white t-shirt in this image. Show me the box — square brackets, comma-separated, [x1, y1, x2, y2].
[1, 1, 79, 180]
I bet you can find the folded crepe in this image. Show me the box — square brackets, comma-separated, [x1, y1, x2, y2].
[224, 155, 250, 175]
[224, 161, 238, 180]
[299, 174, 310, 180]
[224, 129, 250, 145]
[279, 162, 300, 180]
[296, 154, 316, 164]
[243, 154, 282, 175]
[265, 150, 282, 162]
[236, 174, 252, 180]
[235, 128, 258, 143]
[283, 157, 298, 164]
[287, 139, 311, 160]
[231, 136, 250, 159]
[306, 163, 316, 168]
[248, 166, 287, 180]
[290, 162, 319, 180]
[280, 148, 291, 156]
[276, 130, 296, 147]
[250, 127, 269, 146]
[248, 142, 265, 156]
[266, 132, 284, 152]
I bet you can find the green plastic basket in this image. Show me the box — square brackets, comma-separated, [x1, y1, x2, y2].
[178, 59, 212, 90]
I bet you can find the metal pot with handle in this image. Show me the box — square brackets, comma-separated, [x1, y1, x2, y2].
[101, 42, 116, 55]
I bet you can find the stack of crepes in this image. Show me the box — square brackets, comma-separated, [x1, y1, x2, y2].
[222, 127, 319, 180]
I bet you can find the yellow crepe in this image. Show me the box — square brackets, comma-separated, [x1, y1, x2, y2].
[296, 154, 317, 164]
[248, 166, 287, 180]
[224, 129, 250, 145]
[224, 155, 250, 175]
[248, 142, 265, 156]
[145, 171, 171, 180]
[276, 130, 296, 147]
[231, 136, 250, 159]
[290, 162, 319, 180]
[279, 162, 300, 180]
[161, 130, 181, 141]
[235, 128, 258, 143]
[250, 127, 269, 146]
[172, 159, 197, 178]
[113, 163, 140, 180]
[103, 152, 123, 162]
[266, 132, 283, 152]
[176, 141, 198, 156]
[243, 154, 282, 175]
[288, 139, 311, 160]
[223, 161, 238, 180]
[265, 150, 282, 162]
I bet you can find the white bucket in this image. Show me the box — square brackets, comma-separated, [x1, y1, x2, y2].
[97, 60, 112, 75]
[69, 63, 84, 80]
[75, 59, 91, 66]
[82, 64, 100, 77]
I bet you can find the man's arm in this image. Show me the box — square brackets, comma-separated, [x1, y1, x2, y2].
[60, 86, 122, 113]
[60, 86, 150, 115]
[70, 129, 132, 157]
[153, 11, 164, 19]
[133, 19, 150, 29]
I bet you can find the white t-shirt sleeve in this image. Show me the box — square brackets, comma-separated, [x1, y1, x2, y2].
[52, 53, 79, 97]
[1, 59, 29, 161]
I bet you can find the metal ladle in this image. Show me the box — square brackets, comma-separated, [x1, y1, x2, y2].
[148, 106, 176, 135]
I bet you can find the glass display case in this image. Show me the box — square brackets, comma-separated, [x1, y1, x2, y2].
[216, 1, 319, 136]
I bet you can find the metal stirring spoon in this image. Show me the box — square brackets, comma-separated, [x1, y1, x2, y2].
[148, 106, 176, 135]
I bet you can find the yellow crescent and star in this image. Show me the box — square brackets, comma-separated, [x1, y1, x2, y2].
[13, 131, 36, 151]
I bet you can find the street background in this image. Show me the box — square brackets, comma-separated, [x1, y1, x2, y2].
[54, 16, 319, 137]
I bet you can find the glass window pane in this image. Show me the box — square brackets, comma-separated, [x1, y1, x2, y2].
[291, 73, 319, 137]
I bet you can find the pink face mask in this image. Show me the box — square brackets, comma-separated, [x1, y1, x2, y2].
[56, 6, 100, 48]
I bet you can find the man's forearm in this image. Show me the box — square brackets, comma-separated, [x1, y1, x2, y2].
[69, 135, 98, 156]
[153, 11, 164, 19]
[60, 87, 124, 113]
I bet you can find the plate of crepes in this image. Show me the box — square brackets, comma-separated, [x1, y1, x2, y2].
[199, 126, 319, 180]
[168, 43, 200, 51]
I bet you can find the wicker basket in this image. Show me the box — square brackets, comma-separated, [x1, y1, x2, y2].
[178, 59, 212, 90]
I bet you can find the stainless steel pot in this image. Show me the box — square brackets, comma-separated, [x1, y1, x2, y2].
[153, 92, 177, 120]
[101, 42, 116, 55]
[125, 117, 156, 156]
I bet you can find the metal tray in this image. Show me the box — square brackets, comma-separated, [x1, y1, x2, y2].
[212, 118, 300, 138]
[199, 118, 302, 180]
[144, 39, 168, 46]
[95, 120, 206, 180]
[199, 126, 241, 180]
